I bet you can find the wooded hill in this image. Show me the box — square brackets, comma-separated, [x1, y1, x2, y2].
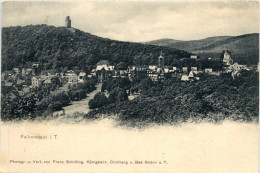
[146, 33, 259, 65]
[2, 25, 191, 72]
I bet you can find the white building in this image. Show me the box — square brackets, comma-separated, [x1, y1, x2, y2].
[64, 70, 78, 83]
[31, 77, 42, 88]
[190, 55, 198, 59]
[181, 71, 199, 81]
[96, 60, 114, 72]
[229, 62, 248, 71]
[78, 72, 86, 83]
[181, 75, 189, 81]
[148, 65, 157, 71]
[182, 67, 188, 73]
[223, 51, 233, 66]
[191, 67, 198, 72]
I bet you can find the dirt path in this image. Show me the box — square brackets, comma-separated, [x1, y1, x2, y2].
[53, 83, 102, 116]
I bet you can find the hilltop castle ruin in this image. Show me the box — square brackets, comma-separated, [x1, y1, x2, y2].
[65, 16, 71, 28]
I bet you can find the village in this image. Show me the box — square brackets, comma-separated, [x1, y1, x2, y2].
[1, 16, 255, 111]
[1, 49, 252, 102]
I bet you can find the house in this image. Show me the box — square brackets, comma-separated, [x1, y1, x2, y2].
[147, 71, 158, 81]
[16, 79, 25, 86]
[2, 82, 14, 96]
[157, 67, 164, 74]
[205, 68, 213, 73]
[181, 75, 189, 81]
[96, 60, 114, 82]
[223, 51, 233, 66]
[1, 73, 6, 80]
[25, 68, 33, 75]
[89, 69, 96, 77]
[189, 71, 199, 80]
[229, 62, 248, 71]
[164, 67, 169, 73]
[40, 75, 48, 80]
[108, 66, 115, 71]
[78, 72, 86, 83]
[127, 65, 148, 79]
[96, 60, 114, 71]
[190, 55, 198, 59]
[43, 78, 52, 86]
[4, 82, 13, 87]
[13, 68, 20, 74]
[22, 68, 32, 75]
[31, 76, 42, 88]
[182, 67, 188, 73]
[181, 71, 199, 81]
[191, 67, 198, 72]
[119, 70, 127, 76]
[149, 65, 157, 71]
[11, 73, 18, 80]
[158, 73, 165, 80]
[64, 70, 78, 83]
[172, 67, 180, 72]
[22, 68, 26, 75]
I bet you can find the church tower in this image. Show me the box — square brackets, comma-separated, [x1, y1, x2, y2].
[158, 51, 164, 69]
[65, 16, 71, 28]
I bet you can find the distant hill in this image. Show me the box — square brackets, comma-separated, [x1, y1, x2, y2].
[143, 38, 182, 47]
[146, 34, 259, 64]
[2, 25, 191, 72]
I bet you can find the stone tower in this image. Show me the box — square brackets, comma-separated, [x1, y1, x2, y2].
[158, 51, 164, 69]
[65, 16, 71, 28]
[223, 50, 233, 66]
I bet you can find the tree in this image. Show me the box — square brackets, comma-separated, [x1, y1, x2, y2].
[116, 62, 127, 70]
[89, 92, 109, 109]
[139, 78, 153, 92]
[51, 76, 61, 89]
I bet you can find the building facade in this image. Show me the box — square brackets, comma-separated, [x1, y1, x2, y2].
[32, 77, 42, 88]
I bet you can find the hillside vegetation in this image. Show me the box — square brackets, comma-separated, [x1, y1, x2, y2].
[86, 70, 259, 126]
[2, 25, 191, 72]
[146, 33, 259, 64]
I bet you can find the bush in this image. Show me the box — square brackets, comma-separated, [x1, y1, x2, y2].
[108, 88, 128, 103]
[89, 92, 109, 109]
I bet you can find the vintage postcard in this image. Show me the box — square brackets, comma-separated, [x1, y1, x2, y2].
[0, 1, 259, 173]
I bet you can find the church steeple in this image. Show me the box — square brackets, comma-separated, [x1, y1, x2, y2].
[158, 51, 164, 69]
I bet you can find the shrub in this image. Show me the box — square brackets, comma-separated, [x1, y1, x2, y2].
[89, 92, 109, 109]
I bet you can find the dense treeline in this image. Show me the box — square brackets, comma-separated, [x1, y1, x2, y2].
[86, 71, 259, 125]
[2, 25, 190, 72]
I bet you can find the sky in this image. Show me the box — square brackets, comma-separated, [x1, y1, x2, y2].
[2, 1, 259, 42]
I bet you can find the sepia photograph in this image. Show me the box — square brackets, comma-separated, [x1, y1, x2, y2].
[0, 1, 259, 173]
